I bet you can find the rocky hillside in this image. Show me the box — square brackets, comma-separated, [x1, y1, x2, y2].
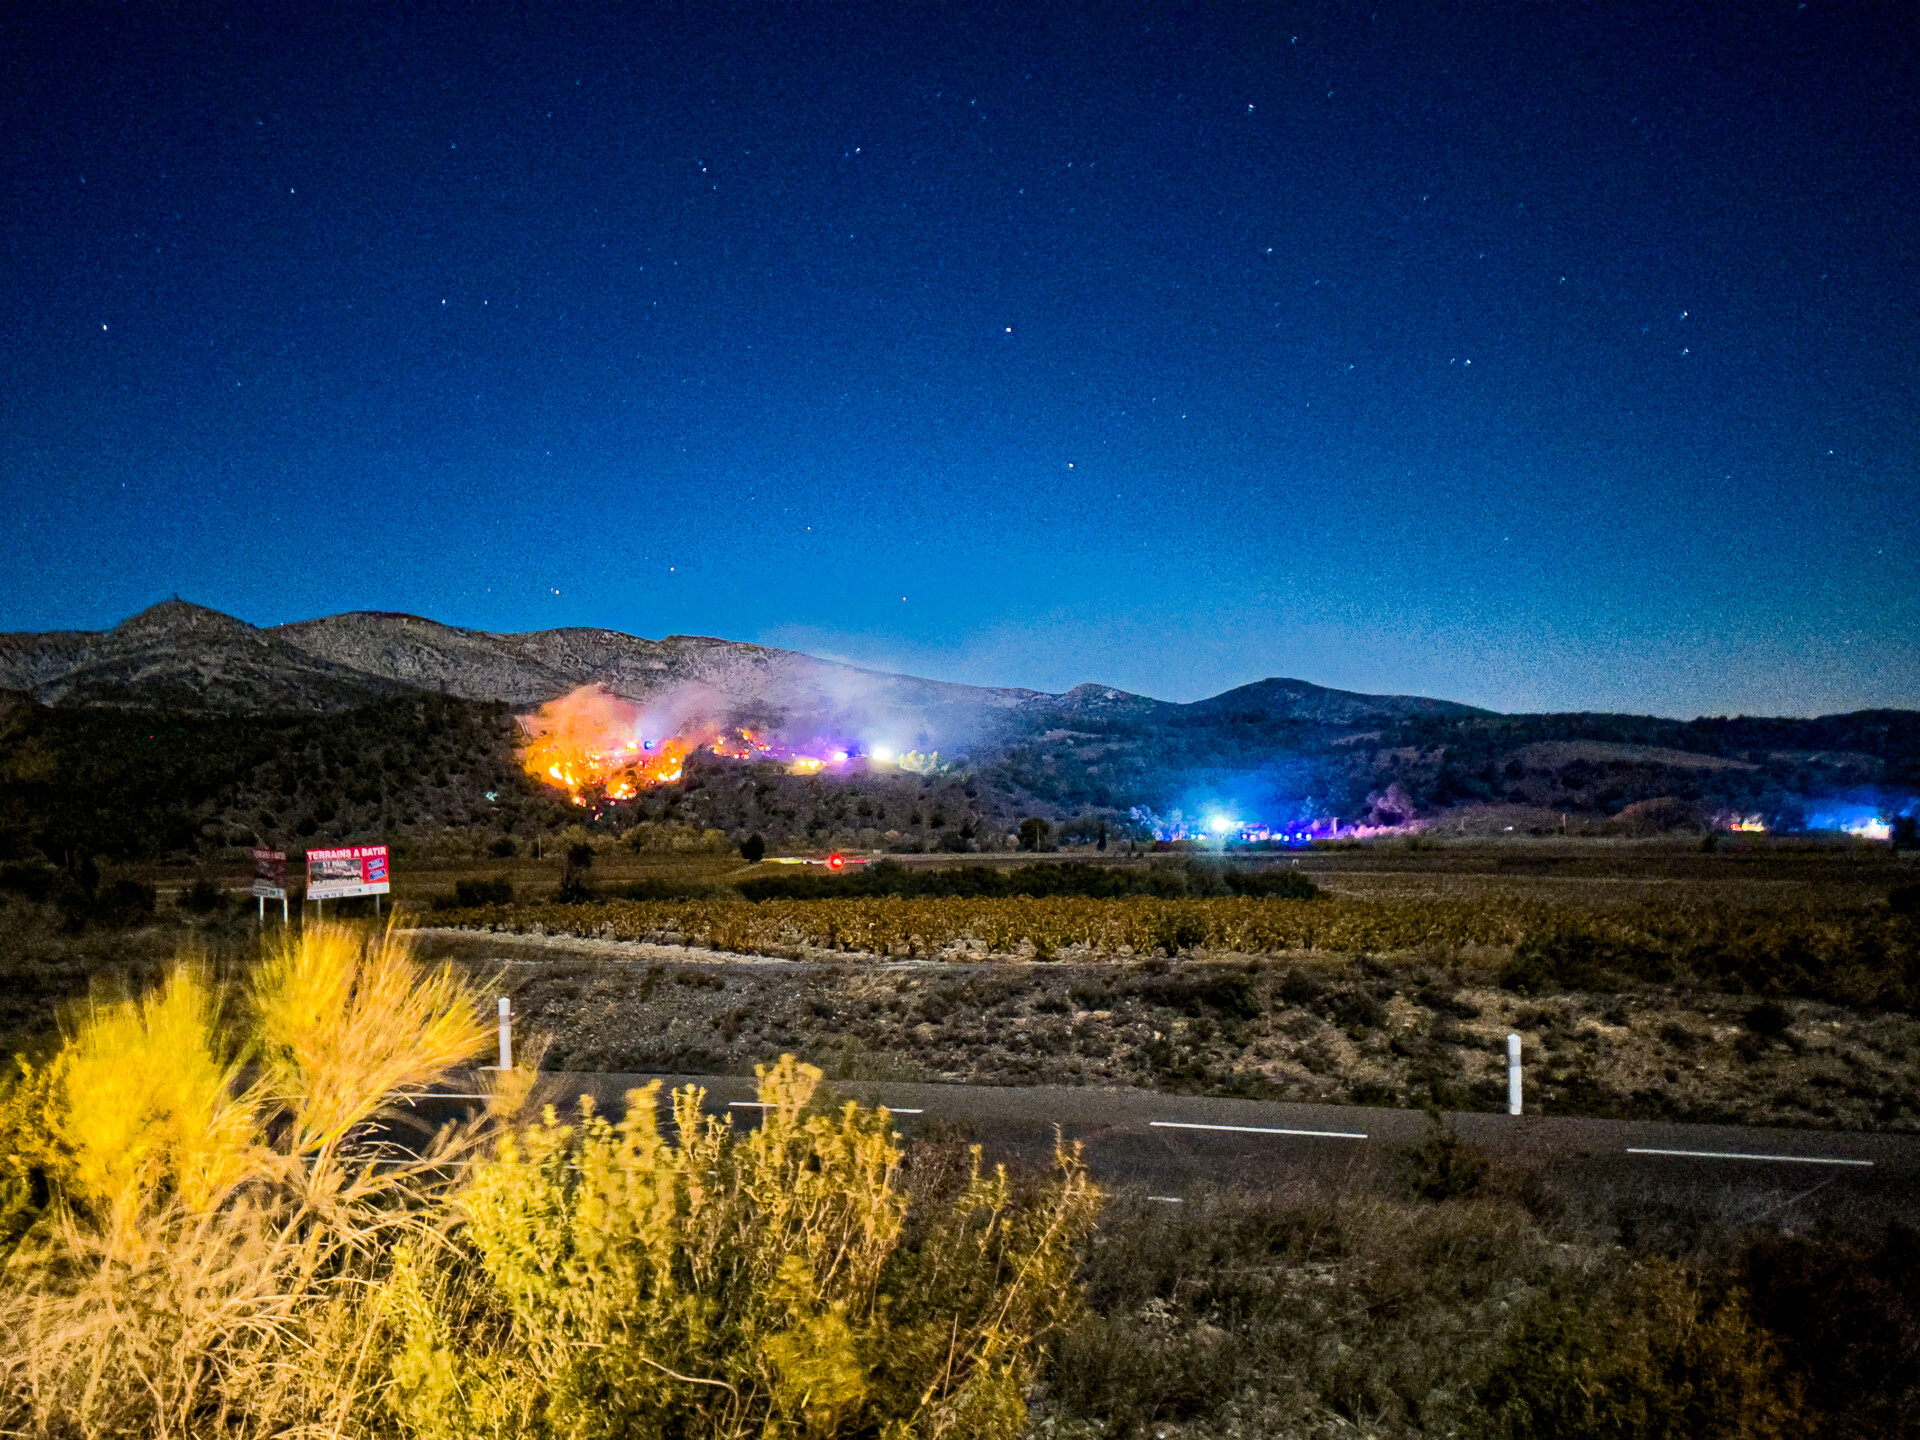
[0, 601, 1479, 754]
[1, 603, 1914, 855]
[0, 602, 419, 712]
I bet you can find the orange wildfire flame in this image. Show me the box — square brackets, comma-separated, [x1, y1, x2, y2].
[516, 685, 711, 805]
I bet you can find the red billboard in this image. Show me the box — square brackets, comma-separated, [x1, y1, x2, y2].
[305, 845, 391, 900]
[251, 847, 287, 899]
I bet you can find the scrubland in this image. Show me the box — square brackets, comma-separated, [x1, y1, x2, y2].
[6, 840, 1916, 1130]
[0, 921, 1913, 1437]
[0, 924, 1095, 1438]
[418, 940, 1920, 1132]
[409, 841, 1920, 1131]
[0, 842, 1916, 1436]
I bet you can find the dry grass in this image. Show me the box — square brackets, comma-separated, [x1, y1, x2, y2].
[1038, 1180, 1828, 1440]
[0, 927, 1102, 1439]
[385, 1057, 1099, 1440]
[0, 922, 497, 1438]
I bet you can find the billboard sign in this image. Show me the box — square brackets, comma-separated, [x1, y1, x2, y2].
[251, 847, 287, 900]
[305, 845, 391, 900]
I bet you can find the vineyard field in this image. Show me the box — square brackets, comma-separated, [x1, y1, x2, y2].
[427, 877, 1920, 1012]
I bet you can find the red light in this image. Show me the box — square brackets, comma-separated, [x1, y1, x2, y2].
[827, 853, 846, 870]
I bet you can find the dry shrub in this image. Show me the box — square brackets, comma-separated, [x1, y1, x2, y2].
[2, 937, 1098, 1439]
[382, 1056, 1099, 1440]
[0, 922, 496, 1438]
[1051, 1187, 1559, 1435]
[1739, 1222, 1920, 1439]
[1478, 1258, 1806, 1438]
[1049, 1184, 1813, 1439]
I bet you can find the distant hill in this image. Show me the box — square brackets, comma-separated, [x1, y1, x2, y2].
[0, 600, 1470, 744]
[0, 601, 1914, 859]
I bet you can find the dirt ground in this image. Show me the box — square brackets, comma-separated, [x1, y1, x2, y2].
[414, 928, 1920, 1131]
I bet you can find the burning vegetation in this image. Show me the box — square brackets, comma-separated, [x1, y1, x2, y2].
[516, 684, 904, 807]
[515, 686, 710, 802]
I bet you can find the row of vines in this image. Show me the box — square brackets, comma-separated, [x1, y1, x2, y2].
[421, 888, 1920, 1008]
[428, 894, 1556, 958]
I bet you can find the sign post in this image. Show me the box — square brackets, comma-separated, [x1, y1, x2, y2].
[251, 848, 288, 925]
[305, 845, 391, 918]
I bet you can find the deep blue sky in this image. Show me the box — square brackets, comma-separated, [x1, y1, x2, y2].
[3, 2, 1915, 717]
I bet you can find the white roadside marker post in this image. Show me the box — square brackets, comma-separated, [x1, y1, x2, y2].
[497, 997, 513, 1072]
[1507, 1033, 1523, 1115]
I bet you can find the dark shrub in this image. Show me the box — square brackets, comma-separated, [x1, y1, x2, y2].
[179, 877, 228, 914]
[1050, 1312, 1241, 1433]
[0, 864, 62, 903]
[1276, 968, 1325, 1006]
[605, 877, 725, 901]
[1328, 989, 1387, 1032]
[90, 878, 157, 927]
[1500, 925, 1671, 994]
[1133, 972, 1260, 1021]
[554, 842, 596, 903]
[1476, 1260, 1804, 1438]
[1221, 867, 1319, 899]
[739, 833, 766, 863]
[1497, 951, 1555, 996]
[1741, 1222, 1920, 1438]
[1151, 911, 1210, 955]
[431, 876, 516, 912]
[1743, 998, 1792, 1038]
[1400, 1112, 1489, 1202]
[455, 877, 514, 908]
[1658, 1021, 1703, 1052]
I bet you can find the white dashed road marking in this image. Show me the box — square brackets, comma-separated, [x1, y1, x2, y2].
[1150, 1121, 1368, 1140]
[1626, 1148, 1872, 1167]
[730, 1101, 924, 1114]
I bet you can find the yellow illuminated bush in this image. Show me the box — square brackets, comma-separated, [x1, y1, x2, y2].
[0, 922, 495, 1437]
[58, 963, 258, 1224]
[252, 920, 496, 1159]
[383, 1055, 1099, 1440]
[0, 931, 1097, 1439]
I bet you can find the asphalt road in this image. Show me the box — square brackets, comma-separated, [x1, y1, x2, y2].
[418, 1073, 1920, 1233]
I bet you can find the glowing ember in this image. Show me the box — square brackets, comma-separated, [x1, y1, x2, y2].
[516, 686, 877, 803]
[709, 727, 775, 761]
[516, 685, 707, 805]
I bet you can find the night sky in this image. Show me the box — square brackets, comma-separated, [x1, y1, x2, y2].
[3, 3, 1915, 717]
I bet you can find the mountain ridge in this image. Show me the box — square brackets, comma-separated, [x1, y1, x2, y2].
[1, 602, 1913, 854]
[0, 601, 1478, 738]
